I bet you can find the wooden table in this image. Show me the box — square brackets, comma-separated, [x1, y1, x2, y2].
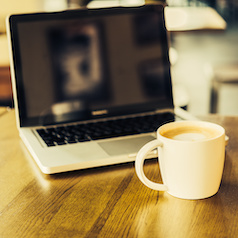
[0, 110, 238, 238]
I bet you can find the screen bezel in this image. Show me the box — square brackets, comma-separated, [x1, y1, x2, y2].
[8, 4, 174, 127]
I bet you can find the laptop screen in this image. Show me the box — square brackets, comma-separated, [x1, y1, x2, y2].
[9, 4, 173, 127]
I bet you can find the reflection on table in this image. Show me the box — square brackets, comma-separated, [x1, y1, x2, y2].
[0, 109, 238, 237]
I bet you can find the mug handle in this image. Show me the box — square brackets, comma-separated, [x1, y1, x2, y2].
[135, 139, 168, 191]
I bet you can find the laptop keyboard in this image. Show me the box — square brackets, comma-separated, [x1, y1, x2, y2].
[36, 112, 175, 147]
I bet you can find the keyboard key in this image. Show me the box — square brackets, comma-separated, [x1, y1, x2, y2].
[36, 112, 175, 146]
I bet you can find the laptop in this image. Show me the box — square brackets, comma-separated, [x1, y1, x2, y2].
[6, 3, 195, 174]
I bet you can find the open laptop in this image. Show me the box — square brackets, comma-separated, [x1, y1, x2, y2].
[6, 3, 195, 174]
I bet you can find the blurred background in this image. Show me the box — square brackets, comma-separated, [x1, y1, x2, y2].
[0, 0, 237, 116]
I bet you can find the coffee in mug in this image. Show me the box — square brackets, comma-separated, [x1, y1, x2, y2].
[160, 124, 220, 141]
[135, 121, 226, 200]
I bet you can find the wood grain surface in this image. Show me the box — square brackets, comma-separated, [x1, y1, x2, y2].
[0, 110, 238, 238]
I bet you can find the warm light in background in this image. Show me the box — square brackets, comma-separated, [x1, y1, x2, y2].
[165, 6, 227, 31]
[87, 0, 145, 8]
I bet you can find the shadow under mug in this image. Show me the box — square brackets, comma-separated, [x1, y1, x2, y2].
[135, 120, 226, 200]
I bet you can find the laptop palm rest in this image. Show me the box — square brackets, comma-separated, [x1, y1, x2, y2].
[98, 135, 155, 156]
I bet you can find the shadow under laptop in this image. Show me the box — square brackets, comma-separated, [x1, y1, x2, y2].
[20, 139, 161, 188]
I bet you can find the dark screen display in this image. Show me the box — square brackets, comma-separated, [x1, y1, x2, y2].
[10, 5, 173, 126]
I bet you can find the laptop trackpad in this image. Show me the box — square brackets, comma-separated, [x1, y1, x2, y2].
[98, 135, 155, 156]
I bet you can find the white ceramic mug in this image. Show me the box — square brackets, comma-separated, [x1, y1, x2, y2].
[135, 121, 226, 200]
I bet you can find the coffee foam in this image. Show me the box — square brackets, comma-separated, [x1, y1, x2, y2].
[161, 126, 220, 141]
